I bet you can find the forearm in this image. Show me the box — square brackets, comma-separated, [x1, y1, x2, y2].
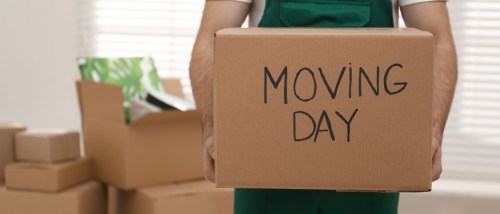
[190, 36, 215, 137]
[189, 1, 249, 137]
[401, 2, 458, 143]
[432, 34, 458, 142]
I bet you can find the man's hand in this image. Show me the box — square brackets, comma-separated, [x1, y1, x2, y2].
[432, 137, 443, 181]
[402, 2, 458, 181]
[190, 1, 249, 182]
[203, 135, 216, 182]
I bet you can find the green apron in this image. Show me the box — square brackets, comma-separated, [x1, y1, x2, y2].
[235, 0, 399, 213]
[259, 0, 393, 27]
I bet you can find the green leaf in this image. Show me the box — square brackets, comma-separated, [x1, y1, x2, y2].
[149, 69, 162, 90]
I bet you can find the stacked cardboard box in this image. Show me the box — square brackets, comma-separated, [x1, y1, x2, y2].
[122, 180, 234, 214]
[77, 80, 204, 190]
[15, 129, 81, 163]
[0, 128, 106, 214]
[77, 79, 234, 214]
[0, 181, 106, 214]
[0, 123, 26, 182]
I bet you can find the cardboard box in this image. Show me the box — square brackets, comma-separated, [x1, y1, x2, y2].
[107, 185, 120, 214]
[76, 80, 203, 189]
[5, 158, 91, 192]
[161, 78, 185, 99]
[122, 180, 234, 214]
[15, 129, 81, 163]
[214, 28, 434, 191]
[0, 123, 26, 182]
[0, 180, 106, 214]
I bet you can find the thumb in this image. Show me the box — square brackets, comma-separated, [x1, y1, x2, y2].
[432, 143, 442, 181]
[206, 136, 216, 159]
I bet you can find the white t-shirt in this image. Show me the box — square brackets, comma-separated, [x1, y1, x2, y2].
[229, 0, 447, 27]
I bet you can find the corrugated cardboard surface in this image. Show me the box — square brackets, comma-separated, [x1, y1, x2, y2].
[5, 158, 91, 192]
[77, 80, 204, 189]
[0, 180, 106, 214]
[107, 185, 120, 214]
[0, 123, 26, 182]
[161, 79, 185, 99]
[15, 130, 80, 163]
[214, 28, 434, 191]
[122, 180, 234, 214]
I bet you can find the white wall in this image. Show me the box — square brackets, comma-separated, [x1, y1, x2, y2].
[399, 180, 500, 214]
[0, 0, 81, 131]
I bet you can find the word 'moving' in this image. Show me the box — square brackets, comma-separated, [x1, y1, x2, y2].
[263, 63, 407, 143]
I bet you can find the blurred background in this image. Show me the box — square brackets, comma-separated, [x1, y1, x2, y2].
[0, 0, 499, 213]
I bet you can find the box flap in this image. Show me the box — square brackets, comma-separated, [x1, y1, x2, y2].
[216, 27, 433, 37]
[129, 110, 200, 126]
[161, 79, 185, 100]
[76, 80, 125, 123]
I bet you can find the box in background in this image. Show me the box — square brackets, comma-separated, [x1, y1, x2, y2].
[0, 180, 106, 214]
[214, 28, 434, 191]
[15, 129, 80, 163]
[76, 79, 203, 190]
[161, 79, 185, 99]
[122, 180, 234, 214]
[5, 158, 91, 192]
[0, 123, 26, 182]
[107, 185, 120, 214]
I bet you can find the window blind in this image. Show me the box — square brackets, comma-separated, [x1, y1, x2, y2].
[79, 0, 500, 182]
[438, 0, 500, 181]
[78, 0, 204, 101]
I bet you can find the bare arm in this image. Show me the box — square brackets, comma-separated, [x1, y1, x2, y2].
[401, 2, 458, 181]
[189, 1, 249, 182]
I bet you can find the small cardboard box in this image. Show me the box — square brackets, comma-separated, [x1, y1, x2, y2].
[214, 28, 434, 191]
[5, 158, 91, 192]
[76, 80, 203, 190]
[122, 180, 234, 214]
[15, 129, 81, 163]
[0, 180, 106, 214]
[0, 123, 26, 182]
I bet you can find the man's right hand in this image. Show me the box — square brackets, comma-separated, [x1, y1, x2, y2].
[189, 1, 249, 183]
[203, 134, 216, 182]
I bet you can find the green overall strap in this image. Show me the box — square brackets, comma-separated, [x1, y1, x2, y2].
[259, 0, 394, 28]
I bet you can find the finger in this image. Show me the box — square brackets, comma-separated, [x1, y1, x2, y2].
[203, 147, 216, 182]
[432, 145, 442, 181]
[206, 136, 216, 159]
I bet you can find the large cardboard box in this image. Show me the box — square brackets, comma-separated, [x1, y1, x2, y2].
[15, 130, 81, 163]
[122, 180, 234, 214]
[214, 28, 434, 191]
[76, 80, 203, 190]
[5, 158, 91, 192]
[0, 123, 26, 182]
[0, 180, 106, 214]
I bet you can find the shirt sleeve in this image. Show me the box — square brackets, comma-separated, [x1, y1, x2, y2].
[399, 0, 448, 7]
[206, 0, 252, 3]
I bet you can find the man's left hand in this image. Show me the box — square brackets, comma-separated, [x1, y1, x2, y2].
[431, 137, 443, 181]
